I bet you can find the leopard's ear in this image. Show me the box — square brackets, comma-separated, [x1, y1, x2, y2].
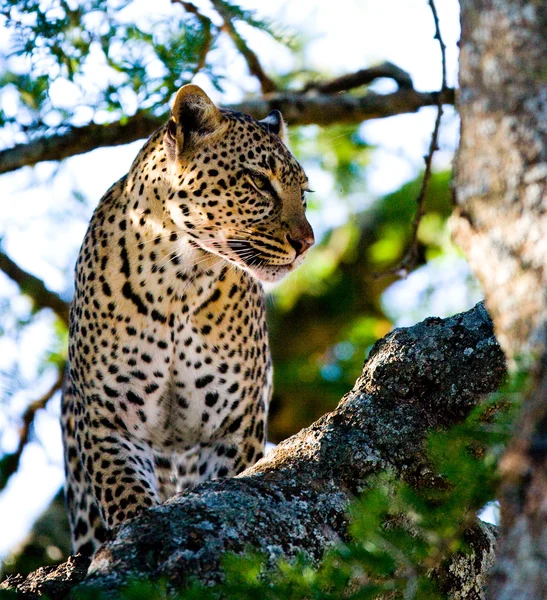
[164, 84, 224, 160]
[259, 110, 288, 145]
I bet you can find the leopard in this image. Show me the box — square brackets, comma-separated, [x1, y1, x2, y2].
[61, 83, 314, 557]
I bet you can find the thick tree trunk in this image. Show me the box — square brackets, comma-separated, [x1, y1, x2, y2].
[453, 0, 547, 359]
[1, 303, 505, 598]
[453, 1, 547, 597]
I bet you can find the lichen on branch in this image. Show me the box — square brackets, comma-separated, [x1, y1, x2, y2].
[1, 303, 505, 598]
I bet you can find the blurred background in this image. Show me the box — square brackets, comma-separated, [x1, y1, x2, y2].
[0, 0, 481, 576]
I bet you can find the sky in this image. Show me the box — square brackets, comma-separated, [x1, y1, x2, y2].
[0, 0, 471, 560]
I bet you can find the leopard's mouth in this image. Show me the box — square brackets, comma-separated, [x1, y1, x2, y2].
[191, 236, 299, 283]
[226, 239, 299, 282]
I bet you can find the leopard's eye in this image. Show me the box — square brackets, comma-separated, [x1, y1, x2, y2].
[247, 172, 271, 194]
[251, 174, 267, 190]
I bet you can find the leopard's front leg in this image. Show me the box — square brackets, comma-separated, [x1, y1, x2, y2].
[72, 402, 160, 549]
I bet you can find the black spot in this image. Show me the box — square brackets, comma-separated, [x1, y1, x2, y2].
[131, 370, 147, 380]
[95, 526, 107, 542]
[152, 309, 167, 324]
[103, 385, 119, 398]
[79, 541, 94, 556]
[195, 374, 214, 389]
[120, 246, 130, 278]
[155, 455, 172, 469]
[205, 391, 219, 407]
[122, 282, 148, 315]
[74, 518, 88, 537]
[127, 390, 145, 406]
[228, 416, 243, 433]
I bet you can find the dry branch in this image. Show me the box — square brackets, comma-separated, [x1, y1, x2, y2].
[0, 250, 69, 325]
[0, 368, 65, 494]
[376, 0, 447, 279]
[0, 87, 455, 175]
[303, 61, 413, 93]
[1, 303, 505, 598]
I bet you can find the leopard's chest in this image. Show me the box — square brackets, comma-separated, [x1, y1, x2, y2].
[145, 301, 271, 449]
[72, 262, 271, 450]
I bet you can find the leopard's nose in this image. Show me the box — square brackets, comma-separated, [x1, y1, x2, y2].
[286, 232, 314, 257]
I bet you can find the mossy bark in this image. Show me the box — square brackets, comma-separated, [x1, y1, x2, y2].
[1, 303, 505, 598]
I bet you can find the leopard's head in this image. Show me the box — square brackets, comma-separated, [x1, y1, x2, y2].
[163, 84, 314, 283]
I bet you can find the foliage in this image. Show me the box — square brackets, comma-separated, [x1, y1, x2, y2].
[0, 0, 285, 137]
[268, 168, 456, 440]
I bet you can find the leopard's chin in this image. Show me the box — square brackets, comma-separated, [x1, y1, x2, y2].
[245, 264, 293, 283]
[241, 256, 307, 283]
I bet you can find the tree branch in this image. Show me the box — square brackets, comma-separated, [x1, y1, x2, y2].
[0, 87, 455, 175]
[0, 112, 164, 177]
[210, 0, 277, 94]
[1, 303, 505, 598]
[0, 367, 65, 493]
[0, 250, 69, 325]
[375, 0, 447, 279]
[302, 61, 413, 93]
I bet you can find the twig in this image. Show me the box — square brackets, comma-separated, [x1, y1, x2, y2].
[429, 0, 447, 93]
[0, 367, 65, 493]
[209, 0, 277, 94]
[0, 250, 70, 325]
[375, 0, 447, 279]
[0, 88, 455, 175]
[171, 1, 213, 74]
[302, 61, 413, 94]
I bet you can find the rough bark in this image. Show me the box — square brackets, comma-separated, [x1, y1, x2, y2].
[490, 360, 547, 600]
[453, 1, 547, 597]
[453, 0, 547, 360]
[1, 303, 505, 598]
[0, 88, 454, 176]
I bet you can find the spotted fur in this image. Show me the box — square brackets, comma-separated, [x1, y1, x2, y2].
[61, 85, 314, 556]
